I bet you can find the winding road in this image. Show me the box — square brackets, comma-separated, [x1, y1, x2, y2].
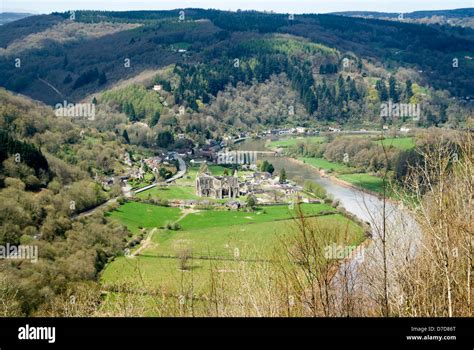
[75, 156, 186, 219]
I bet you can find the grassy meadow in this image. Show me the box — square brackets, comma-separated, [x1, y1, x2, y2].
[101, 201, 364, 298]
[267, 136, 326, 149]
[299, 157, 386, 194]
[106, 201, 182, 234]
[374, 137, 415, 150]
[100, 157, 366, 314]
[299, 157, 355, 173]
[337, 173, 386, 194]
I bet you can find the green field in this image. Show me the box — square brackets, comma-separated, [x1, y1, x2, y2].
[137, 184, 199, 201]
[171, 166, 198, 186]
[152, 212, 359, 258]
[106, 201, 182, 234]
[268, 136, 326, 149]
[101, 213, 363, 293]
[109, 201, 335, 237]
[374, 137, 415, 150]
[300, 157, 387, 194]
[338, 173, 386, 194]
[299, 157, 355, 173]
[178, 203, 335, 231]
[101, 201, 364, 295]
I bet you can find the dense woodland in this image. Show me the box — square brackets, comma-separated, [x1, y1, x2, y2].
[89, 31, 470, 140]
[0, 90, 131, 315]
[0, 9, 472, 105]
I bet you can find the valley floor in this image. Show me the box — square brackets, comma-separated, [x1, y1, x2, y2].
[99, 164, 365, 314]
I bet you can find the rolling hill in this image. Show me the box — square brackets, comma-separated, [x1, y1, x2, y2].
[0, 12, 34, 25]
[0, 9, 472, 106]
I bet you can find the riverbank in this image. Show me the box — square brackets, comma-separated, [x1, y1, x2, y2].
[263, 133, 409, 198]
[287, 157, 383, 198]
[238, 137, 422, 313]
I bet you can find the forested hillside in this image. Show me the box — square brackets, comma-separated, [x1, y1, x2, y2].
[0, 8, 471, 154]
[0, 88, 133, 315]
[92, 33, 470, 141]
[0, 9, 472, 106]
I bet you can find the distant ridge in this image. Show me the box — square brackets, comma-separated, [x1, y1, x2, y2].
[0, 12, 34, 25]
[331, 8, 473, 19]
[331, 8, 474, 28]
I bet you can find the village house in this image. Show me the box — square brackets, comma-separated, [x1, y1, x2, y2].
[295, 127, 307, 134]
[143, 156, 162, 171]
[130, 167, 145, 180]
[122, 152, 132, 167]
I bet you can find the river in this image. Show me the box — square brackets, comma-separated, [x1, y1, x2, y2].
[235, 138, 387, 223]
[235, 137, 421, 308]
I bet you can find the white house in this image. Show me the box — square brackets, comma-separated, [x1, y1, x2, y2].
[296, 127, 306, 134]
